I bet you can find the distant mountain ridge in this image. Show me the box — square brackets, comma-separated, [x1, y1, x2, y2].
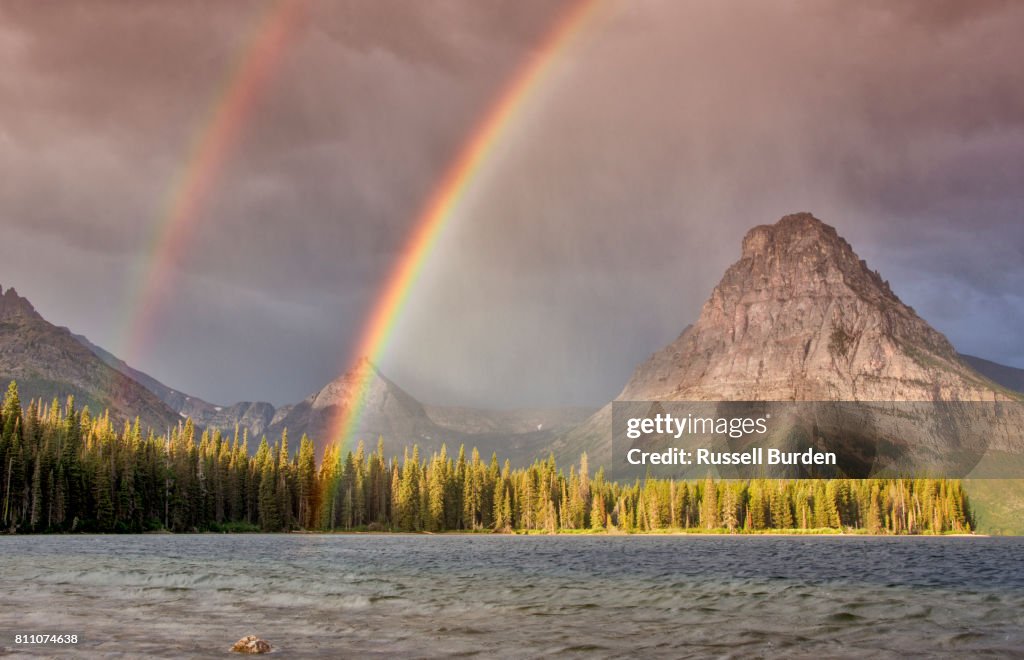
[424, 405, 594, 435]
[263, 358, 591, 461]
[74, 333, 276, 438]
[0, 284, 180, 431]
[960, 354, 1024, 393]
[69, 315, 592, 462]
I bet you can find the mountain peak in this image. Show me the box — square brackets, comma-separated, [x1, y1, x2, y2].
[742, 212, 845, 258]
[308, 357, 390, 411]
[621, 213, 995, 402]
[736, 212, 899, 303]
[348, 355, 378, 376]
[0, 285, 40, 320]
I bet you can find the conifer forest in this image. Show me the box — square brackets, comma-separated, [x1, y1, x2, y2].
[0, 382, 974, 535]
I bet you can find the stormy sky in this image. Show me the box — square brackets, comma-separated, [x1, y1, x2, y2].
[0, 0, 1022, 408]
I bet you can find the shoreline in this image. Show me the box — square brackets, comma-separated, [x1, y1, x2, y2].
[1, 530, 992, 538]
[293, 530, 991, 538]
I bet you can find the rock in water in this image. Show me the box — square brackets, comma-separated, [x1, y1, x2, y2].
[231, 636, 272, 654]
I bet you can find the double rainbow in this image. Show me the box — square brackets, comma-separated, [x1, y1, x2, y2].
[117, 0, 601, 457]
[324, 0, 602, 455]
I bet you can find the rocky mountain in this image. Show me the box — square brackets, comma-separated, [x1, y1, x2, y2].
[623, 213, 1005, 401]
[0, 284, 181, 431]
[75, 334, 276, 438]
[3, 284, 583, 462]
[265, 357, 436, 454]
[265, 358, 576, 462]
[553, 213, 1021, 464]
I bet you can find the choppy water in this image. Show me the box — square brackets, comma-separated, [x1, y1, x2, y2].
[1, 534, 1023, 658]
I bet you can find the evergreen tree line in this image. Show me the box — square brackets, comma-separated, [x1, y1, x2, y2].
[0, 382, 973, 534]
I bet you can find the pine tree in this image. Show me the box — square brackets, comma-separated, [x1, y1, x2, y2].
[258, 451, 280, 532]
[426, 452, 446, 532]
[297, 434, 316, 529]
[318, 444, 339, 530]
[29, 459, 42, 531]
[389, 461, 401, 530]
[276, 432, 292, 530]
[1, 382, 23, 529]
[462, 458, 478, 529]
[94, 454, 114, 531]
[589, 491, 605, 530]
[721, 483, 739, 531]
[700, 477, 719, 529]
[2, 381, 21, 443]
[353, 442, 367, 527]
[866, 483, 883, 533]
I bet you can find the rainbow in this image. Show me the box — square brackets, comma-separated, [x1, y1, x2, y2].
[120, 0, 304, 364]
[325, 0, 602, 455]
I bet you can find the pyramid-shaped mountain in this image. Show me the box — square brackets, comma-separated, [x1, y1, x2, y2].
[622, 213, 1002, 401]
[264, 358, 576, 461]
[266, 358, 437, 456]
[554, 213, 1018, 464]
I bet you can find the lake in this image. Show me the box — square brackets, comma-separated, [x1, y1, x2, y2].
[2, 535, 1023, 657]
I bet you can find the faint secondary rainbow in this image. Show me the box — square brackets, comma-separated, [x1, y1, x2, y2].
[326, 0, 602, 455]
[119, 0, 304, 365]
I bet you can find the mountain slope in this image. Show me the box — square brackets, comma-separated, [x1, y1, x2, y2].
[553, 213, 1020, 464]
[0, 285, 181, 430]
[74, 333, 276, 438]
[960, 354, 1024, 393]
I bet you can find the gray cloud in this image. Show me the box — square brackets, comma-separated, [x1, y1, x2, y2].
[0, 1, 1021, 406]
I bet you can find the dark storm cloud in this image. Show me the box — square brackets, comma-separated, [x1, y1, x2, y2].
[0, 1, 559, 260]
[0, 0, 565, 404]
[0, 1, 1021, 406]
